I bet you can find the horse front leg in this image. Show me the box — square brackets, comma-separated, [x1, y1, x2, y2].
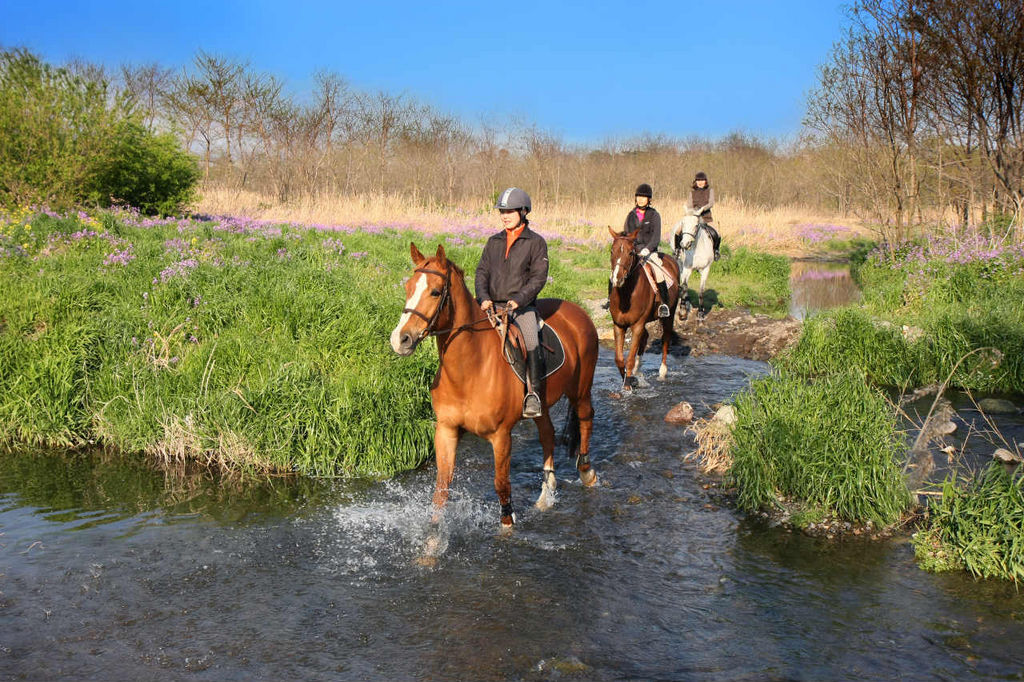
[422, 422, 460, 562]
[698, 266, 710, 322]
[624, 323, 646, 390]
[488, 429, 516, 527]
[431, 422, 460, 518]
[534, 412, 557, 510]
[678, 269, 692, 321]
[613, 325, 627, 378]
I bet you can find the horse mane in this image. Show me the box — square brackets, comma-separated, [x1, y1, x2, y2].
[427, 255, 465, 281]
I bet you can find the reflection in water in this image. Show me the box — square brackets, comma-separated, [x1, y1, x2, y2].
[2, 351, 1023, 680]
[789, 260, 861, 319]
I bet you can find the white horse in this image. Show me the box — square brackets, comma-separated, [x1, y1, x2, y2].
[672, 214, 716, 321]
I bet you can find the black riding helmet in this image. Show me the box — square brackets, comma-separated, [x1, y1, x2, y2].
[634, 183, 653, 198]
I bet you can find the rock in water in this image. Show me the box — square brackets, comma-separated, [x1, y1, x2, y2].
[664, 401, 694, 425]
[978, 398, 1019, 415]
[993, 448, 1022, 464]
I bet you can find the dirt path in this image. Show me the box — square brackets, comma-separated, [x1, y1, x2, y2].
[584, 300, 803, 361]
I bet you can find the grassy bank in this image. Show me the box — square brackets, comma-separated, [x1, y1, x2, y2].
[781, 232, 1024, 393]
[710, 225, 1024, 580]
[1, 207, 789, 476]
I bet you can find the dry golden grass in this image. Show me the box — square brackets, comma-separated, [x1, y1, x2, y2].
[196, 188, 869, 256]
[686, 416, 735, 475]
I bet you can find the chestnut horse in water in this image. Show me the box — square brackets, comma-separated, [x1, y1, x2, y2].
[390, 243, 599, 528]
[607, 227, 680, 389]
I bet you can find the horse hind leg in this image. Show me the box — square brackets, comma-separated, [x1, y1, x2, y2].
[534, 412, 558, 511]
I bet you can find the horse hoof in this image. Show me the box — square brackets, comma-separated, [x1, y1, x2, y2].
[624, 376, 638, 390]
[658, 363, 668, 380]
[500, 516, 516, 531]
[579, 467, 598, 487]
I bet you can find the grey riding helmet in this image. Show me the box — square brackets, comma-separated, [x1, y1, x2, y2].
[495, 187, 531, 215]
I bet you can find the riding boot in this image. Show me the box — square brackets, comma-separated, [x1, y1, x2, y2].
[523, 348, 544, 418]
[710, 226, 722, 261]
[656, 281, 671, 318]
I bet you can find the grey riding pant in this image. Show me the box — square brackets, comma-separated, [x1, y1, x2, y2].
[511, 308, 539, 351]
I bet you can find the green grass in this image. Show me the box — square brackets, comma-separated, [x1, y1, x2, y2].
[682, 245, 792, 315]
[729, 369, 913, 526]
[913, 463, 1024, 583]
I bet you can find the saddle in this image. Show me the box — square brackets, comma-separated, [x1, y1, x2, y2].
[642, 253, 676, 290]
[489, 310, 566, 385]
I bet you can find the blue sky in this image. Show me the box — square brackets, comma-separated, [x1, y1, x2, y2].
[1, 1, 846, 143]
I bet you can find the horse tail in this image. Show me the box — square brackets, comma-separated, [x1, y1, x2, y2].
[561, 407, 580, 458]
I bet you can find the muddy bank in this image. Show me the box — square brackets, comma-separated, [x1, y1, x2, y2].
[585, 300, 803, 361]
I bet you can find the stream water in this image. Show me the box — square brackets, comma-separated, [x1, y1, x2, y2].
[789, 259, 862, 320]
[2, 348, 1023, 681]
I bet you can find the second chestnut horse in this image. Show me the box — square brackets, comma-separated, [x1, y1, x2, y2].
[607, 227, 680, 389]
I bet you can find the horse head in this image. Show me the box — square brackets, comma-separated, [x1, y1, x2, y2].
[676, 214, 700, 251]
[390, 242, 457, 356]
[608, 226, 638, 288]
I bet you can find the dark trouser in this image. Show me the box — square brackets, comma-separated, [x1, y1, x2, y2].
[704, 222, 721, 252]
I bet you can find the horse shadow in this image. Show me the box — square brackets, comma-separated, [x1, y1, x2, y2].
[679, 287, 720, 311]
[642, 288, 722, 358]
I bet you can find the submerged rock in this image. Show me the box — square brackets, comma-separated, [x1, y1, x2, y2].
[978, 398, 1019, 415]
[664, 401, 694, 425]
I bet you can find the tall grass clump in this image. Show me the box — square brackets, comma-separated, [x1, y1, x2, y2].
[0, 210, 443, 476]
[729, 370, 912, 525]
[913, 463, 1024, 583]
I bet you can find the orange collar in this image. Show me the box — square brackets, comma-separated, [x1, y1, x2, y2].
[504, 224, 525, 258]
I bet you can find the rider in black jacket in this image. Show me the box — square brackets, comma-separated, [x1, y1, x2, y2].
[475, 187, 549, 418]
[623, 183, 671, 317]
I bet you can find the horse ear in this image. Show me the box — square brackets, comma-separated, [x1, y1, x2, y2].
[607, 226, 620, 239]
[435, 244, 447, 262]
[410, 242, 426, 265]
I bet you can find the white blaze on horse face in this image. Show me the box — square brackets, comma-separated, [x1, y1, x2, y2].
[390, 273, 428, 352]
[610, 263, 620, 286]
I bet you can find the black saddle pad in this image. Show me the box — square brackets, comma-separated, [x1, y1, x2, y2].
[503, 322, 565, 385]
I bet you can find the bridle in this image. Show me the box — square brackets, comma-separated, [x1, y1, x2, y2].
[403, 266, 454, 344]
[611, 237, 641, 285]
[402, 264, 493, 347]
[678, 219, 704, 252]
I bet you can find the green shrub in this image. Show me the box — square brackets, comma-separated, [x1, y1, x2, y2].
[913, 463, 1024, 583]
[0, 48, 198, 215]
[89, 121, 200, 216]
[729, 369, 912, 526]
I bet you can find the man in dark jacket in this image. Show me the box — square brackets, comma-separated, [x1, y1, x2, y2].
[476, 187, 549, 418]
[623, 183, 670, 317]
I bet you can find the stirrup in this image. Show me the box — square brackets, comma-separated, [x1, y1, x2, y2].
[522, 391, 542, 418]
[658, 303, 670, 318]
